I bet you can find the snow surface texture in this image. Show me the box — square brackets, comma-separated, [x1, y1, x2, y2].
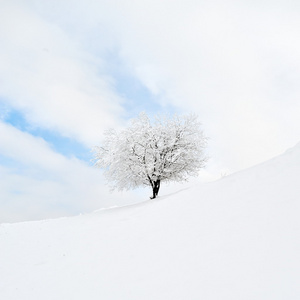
[1, 143, 300, 300]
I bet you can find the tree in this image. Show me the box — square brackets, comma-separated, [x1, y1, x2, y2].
[93, 112, 208, 199]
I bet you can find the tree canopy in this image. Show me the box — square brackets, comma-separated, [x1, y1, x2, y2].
[93, 112, 208, 199]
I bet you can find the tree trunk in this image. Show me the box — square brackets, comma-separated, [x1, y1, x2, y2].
[151, 180, 160, 199]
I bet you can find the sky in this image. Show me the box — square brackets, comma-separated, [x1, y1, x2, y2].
[1, 0, 300, 223]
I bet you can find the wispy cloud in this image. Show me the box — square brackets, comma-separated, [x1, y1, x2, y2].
[91, 0, 300, 171]
[0, 121, 141, 223]
[0, 2, 124, 146]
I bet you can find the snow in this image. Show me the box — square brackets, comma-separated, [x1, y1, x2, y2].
[1, 142, 300, 299]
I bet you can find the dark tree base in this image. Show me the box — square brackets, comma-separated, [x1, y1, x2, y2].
[150, 179, 160, 199]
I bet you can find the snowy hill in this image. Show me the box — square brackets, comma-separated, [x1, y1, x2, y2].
[1, 143, 300, 300]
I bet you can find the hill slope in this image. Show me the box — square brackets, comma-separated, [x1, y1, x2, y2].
[1, 143, 300, 300]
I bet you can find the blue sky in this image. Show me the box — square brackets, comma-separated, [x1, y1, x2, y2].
[1, 0, 300, 223]
[2, 107, 89, 160]
[0, 45, 178, 164]
[0, 54, 175, 163]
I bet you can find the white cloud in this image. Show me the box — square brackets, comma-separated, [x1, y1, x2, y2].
[0, 121, 141, 223]
[2, 1, 299, 171]
[81, 0, 300, 171]
[0, 2, 124, 147]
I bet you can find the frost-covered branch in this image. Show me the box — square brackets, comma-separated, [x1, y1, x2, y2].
[93, 112, 208, 199]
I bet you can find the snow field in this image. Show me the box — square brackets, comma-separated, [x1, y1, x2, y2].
[1, 143, 300, 299]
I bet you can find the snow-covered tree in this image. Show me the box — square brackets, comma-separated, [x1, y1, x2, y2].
[93, 112, 208, 199]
